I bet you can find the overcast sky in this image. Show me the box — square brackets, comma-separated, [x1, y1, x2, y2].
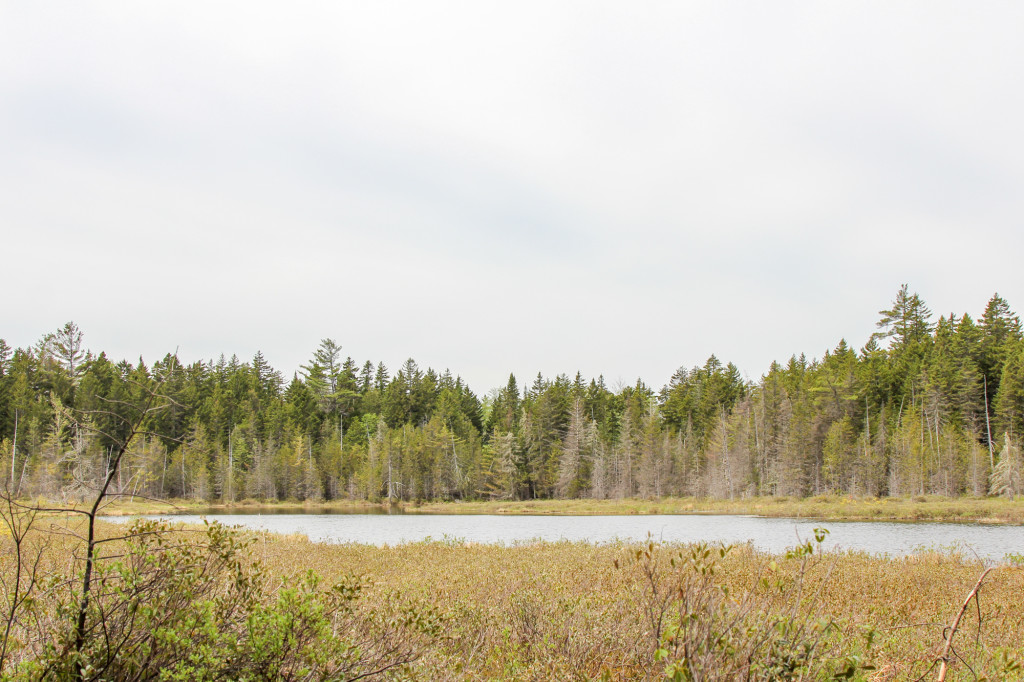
[2, 2, 1023, 394]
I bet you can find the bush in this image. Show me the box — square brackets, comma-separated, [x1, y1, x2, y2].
[2, 520, 440, 681]
[618, 531, 875, 681]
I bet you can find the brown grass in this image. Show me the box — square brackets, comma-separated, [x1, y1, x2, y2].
[246, 531, 1024, 680]
[101, 495, 1024, 524]
[4, 516, 1023, 680]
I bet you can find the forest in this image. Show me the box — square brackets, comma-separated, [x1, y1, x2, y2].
[2, 285, 1022, 505]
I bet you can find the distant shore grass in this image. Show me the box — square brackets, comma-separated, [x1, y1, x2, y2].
[100, 494, 1024, 523]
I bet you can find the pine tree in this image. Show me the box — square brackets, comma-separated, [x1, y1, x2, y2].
[872, 284, 934, 350]
[0, 339, 13, 445]
[979, 294, 1022, 383]
[373, 362, 389, 391]
[822, 416, 856, 494]
[486, 374, 520, 436]
[994, 339, 1024, 439]
[53, 321, 87, 384]
[251, 351, 283, 400]
[358, 361, 374, 394]
[301, 339, 352, 442]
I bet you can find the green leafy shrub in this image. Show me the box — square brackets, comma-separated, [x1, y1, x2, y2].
[620, 531, 875, 681]
[3, 520, 439, 681]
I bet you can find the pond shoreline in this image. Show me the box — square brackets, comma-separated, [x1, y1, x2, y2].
[99, 495, 1024, 524]
[101, 509, 1024, 560]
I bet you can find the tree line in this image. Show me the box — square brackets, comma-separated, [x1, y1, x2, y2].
[1, 285, 1022, 503]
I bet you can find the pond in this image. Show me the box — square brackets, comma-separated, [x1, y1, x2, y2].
[102, 512, 1024, 562]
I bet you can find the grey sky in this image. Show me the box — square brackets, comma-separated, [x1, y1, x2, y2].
[2, 2, 1022, 393]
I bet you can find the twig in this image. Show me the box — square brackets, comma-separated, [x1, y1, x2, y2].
[936, 567, 994, 682]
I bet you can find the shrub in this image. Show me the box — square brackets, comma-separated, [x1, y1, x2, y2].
[2, 520, 440, 681]
[618, 531, 875, 681]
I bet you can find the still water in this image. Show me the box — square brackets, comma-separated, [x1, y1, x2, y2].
[103, 512, 1024, 562]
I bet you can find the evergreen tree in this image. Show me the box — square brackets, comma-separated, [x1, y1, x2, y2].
[301, 339, 354, 442]
[486, 374, 520, 436]
[822, 416, 856, 494]
[373, 362, 389, 391]
[358, 360, 374, 394]
[995, 340, 1024, 440]
[53, 321, 87, 385]
[873, 285, 934, 403]
[978, 294, 1023, 418]
[872, 284, 934, 350]
[252, 350, 283, 400]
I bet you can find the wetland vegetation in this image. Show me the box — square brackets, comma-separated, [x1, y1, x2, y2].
[3, 515, 1023, 680]
[103, 494, 1024, 524]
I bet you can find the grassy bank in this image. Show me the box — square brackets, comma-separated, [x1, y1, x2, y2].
[411, 495, 1024, 522]
[3, 516, 1023, 680]
[250, 532, 1024, 680]
[101, 494, 1024, 523]
[96, 496, 389, 516]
